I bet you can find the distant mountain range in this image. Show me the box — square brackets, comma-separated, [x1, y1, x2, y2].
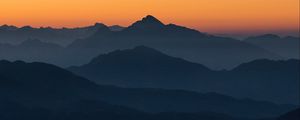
[1, 15, 299, 120]
[67, 15, 282, 69]
[244, 34, 299, 59]
[69, 46, 300, 104]
[0, 15, 298, 69]
[0, 60, 296, 119]
[0, 39, 66, 65]
[0, 23, 123, 46]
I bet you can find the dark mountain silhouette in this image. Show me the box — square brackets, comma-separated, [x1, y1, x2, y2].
[0, 60, 295, 118]
[125, 15, 165, 32]
[68, 15, 281, 69]
[0, 23, 106, 45]
[245, 34, 299, 59]
[227, 59, 300, 104]
[121, 15, 205, 37]
[69, 46, 213, 87]
[277, 108, 300, 120]
[69, 46, 300, 104]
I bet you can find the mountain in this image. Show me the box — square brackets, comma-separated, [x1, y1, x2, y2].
[69, 46, 300, 104]
[0, 24, 18, 31]
[0, 60, 295, 119]
[244, 34, 299, 59]
[0, 23, 106, 46]
[0, 16, 284, 69]
[227, 59, 300, 104]
[0, 39, 66, 66]
[277, 108, 300, 120]
[69, 46, 213, 88]
[121, 15, 205, 37]
[68, 15, 281, 69]
[0, 23, 112, 66]
[125, 15, 165, 32]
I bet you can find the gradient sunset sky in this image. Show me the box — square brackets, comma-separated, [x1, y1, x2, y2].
[0, 0, 299, 37]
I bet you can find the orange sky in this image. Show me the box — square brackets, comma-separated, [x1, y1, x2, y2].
[0, 0, 299, 36]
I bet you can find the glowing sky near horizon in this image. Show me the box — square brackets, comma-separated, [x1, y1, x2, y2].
[0, 0, 299, 36]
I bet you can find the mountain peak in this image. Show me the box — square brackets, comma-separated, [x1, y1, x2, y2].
[128, 15, 165, 30]
[143, 15, 161, 22]
[93, 23, 106, 27]
[140, 15, 164, 26]
[90, 23, 111, 35]
[19, 26, 34, 30]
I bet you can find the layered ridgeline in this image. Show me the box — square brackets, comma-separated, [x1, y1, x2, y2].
[244, 34, 299, 59]
[0, 60, 296, 119]
[67, 15, 282, 69]
[1, 15, 295, 69]
[69, 46, 300, 104]
[0, 24, 124, 45]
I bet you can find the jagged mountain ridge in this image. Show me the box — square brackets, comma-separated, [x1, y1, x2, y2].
[67, 15, 281, 69]
[0, 23, 110, 45]
[1, 15, 293, 70]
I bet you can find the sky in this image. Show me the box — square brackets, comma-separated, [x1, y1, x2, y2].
[0, 0, 299, 37]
